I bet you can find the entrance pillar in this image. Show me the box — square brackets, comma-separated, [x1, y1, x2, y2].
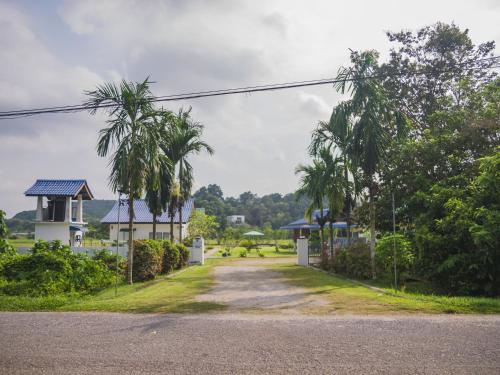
[190, 236, 205, 264]
[297, 237, 309, 266]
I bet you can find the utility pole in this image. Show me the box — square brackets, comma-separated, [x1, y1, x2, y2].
[392, 192, 397, 290]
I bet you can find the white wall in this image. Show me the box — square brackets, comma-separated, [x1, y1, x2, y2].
[108, 223, 189, 242]
[35, 222, 70, 245]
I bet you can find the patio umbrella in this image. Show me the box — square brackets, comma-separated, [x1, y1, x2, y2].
[243, 231, 264, 236]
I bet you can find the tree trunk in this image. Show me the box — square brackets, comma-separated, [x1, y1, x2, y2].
[369, 184, 376, 279]
[170, 215, 174, 243]
[344, 157, 352, 246]
[329, 221, 334, 260]
[152, 213, 157, 240]
[178, 204, 183, 243]
[127, 195, 134, 285]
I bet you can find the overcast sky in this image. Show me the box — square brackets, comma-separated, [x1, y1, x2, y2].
[0, 0, 498, 216]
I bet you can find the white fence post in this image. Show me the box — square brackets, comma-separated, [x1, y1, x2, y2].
[297, 237, 309, 266]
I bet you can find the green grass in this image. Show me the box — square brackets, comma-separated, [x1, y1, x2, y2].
[0, 260, 225, 313]
[10, 238, 106, 249]
[273, 264, 500, 314]
[212, 246, 296, 258]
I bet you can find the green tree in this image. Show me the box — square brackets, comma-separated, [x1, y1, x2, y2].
[86, 78, 159, 284]
[334, 50, 408, 278]
[162, 108, 213, 242]
[187, 211, 219, 240]
[0, 210, 8, 239]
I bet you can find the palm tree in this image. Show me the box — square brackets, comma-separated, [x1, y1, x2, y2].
[85, 78, 159, 284]
[295, 159, 329, 261]
[334, 50, 408, 278]
[162, 108, 213, 243]
[144, 111, 175, 240]
[318, 148, 345, 259]
[310, 103, 358, 244]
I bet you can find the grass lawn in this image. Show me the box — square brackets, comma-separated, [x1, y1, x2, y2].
[10, 238, 106, 249]
[0, 259, 225, 313]
[211, 246, 295, 258]
[273, 264, 500, 314]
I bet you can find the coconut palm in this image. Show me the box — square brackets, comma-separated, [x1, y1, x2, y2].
[162, 108, 213, 243]
[85, 78, 159, 284]
[334, 50, 408, 277]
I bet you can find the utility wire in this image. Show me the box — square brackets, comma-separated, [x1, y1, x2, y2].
[0, 56, 498, 120]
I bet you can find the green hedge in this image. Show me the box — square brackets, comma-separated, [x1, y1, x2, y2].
[130, 240, 163, 282]
[162, 241, 180, 274]
[176, 244, 190, 269]
[332, 242, 372, 279]
[0, 240, 114, 296]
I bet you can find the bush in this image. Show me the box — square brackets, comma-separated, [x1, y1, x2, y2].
[130, 240, 163, 282]
[257, 250, 265, 258]
[239, 249, 247, 257]
[0, 240, 114, 296]
[176, 244, 190, 268]
[332, 242, 372, 279]
[92, 249, 126, 274]
[375, 234, 414, 281]
[239, 240, 255, 250]
[280, 242, 294, 249]
[162, 241, 180, 274]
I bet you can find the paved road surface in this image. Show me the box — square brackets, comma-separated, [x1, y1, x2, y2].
[1, 312, 499, 374]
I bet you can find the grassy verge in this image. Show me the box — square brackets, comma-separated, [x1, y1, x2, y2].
[273, 264, 500, 314]
[211, 246, 295, 258]
[0, 260, 224, 313]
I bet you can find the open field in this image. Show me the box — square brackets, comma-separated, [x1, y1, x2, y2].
[209, 246, 296, 258]
[10, 238, 106, 249]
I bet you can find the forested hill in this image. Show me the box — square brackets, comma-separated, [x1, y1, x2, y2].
[7, 187, 308, 233]
[193, 184, 309, 229]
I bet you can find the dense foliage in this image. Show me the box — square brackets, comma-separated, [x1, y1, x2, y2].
[0, 241, 114, 296]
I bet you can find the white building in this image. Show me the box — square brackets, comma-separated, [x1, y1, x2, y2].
[227, 215, 245, 225]
[24, 179, 94, 247]
[101, 199, 194, 242]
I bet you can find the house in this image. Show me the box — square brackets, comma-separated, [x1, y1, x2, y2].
[100, 198, 194, 242]
[227, 215, 245, 225]
[24, 179, 94, 247]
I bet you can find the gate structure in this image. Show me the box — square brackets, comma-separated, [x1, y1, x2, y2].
[307, 241, 322, 266]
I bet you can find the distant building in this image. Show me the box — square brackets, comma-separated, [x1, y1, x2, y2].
[101, 198, 194, 241]
[24, 179, 94, 247]
[227, 215, 245, 225]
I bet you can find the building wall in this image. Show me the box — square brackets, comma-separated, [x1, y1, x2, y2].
[227, 215, 245, 225]
[35, 222, 70, 245]
[108, 223, 189, 242]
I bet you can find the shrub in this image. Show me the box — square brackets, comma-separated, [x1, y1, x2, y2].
[257, 250, 265, 258]
[0, 240, 114, 296]
[239, 249, 247, 257]
[92, 249, 126, 274]
[239, 240, 255, 250]
[332, 242, 372, 279]
[162, 241, 180, 274]
[280, 242, 294, 249]
[176, 243, 190, 268]
[130, 240, 163, 282]
[375, 234, 414, 281]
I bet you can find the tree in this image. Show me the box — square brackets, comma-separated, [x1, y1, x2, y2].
[162, 107, 213, 242]
[0, 210, 8, 239]
[187, 211, 219, 240]
[334, 50, 409, 278]
[295, 159, 329, 260]
[86, 78, 159, 284]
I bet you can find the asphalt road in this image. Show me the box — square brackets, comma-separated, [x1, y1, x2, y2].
[1, 312, 499, 374]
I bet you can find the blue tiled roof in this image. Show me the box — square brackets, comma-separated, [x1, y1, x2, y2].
[101, 198, 194, 224]
[24, 179, 93, 199]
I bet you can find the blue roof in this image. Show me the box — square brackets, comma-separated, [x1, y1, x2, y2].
[280, 218, 320, 230]
[101, 198, 194, 224]
[24, 179, 93, 199]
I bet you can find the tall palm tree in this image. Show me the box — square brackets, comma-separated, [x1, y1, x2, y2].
[310, 103, 358, 244]
[295, 159, 329, 260]
[144, 111, 175, 240]
[162, 108, 213, 243]
[334, 50, 408, 278]
[85, 78, 159, 284]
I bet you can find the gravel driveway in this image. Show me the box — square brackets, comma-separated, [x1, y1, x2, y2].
[197, 258, 327, 312]
[1, 312, 499, 374]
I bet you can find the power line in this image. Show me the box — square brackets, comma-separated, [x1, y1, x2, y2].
[0, 56, 498, 120]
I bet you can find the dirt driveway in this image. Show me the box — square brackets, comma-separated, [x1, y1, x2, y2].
[197, 258, 327, 313]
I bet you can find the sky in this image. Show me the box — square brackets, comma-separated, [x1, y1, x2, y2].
[0, 0, 499, 217]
